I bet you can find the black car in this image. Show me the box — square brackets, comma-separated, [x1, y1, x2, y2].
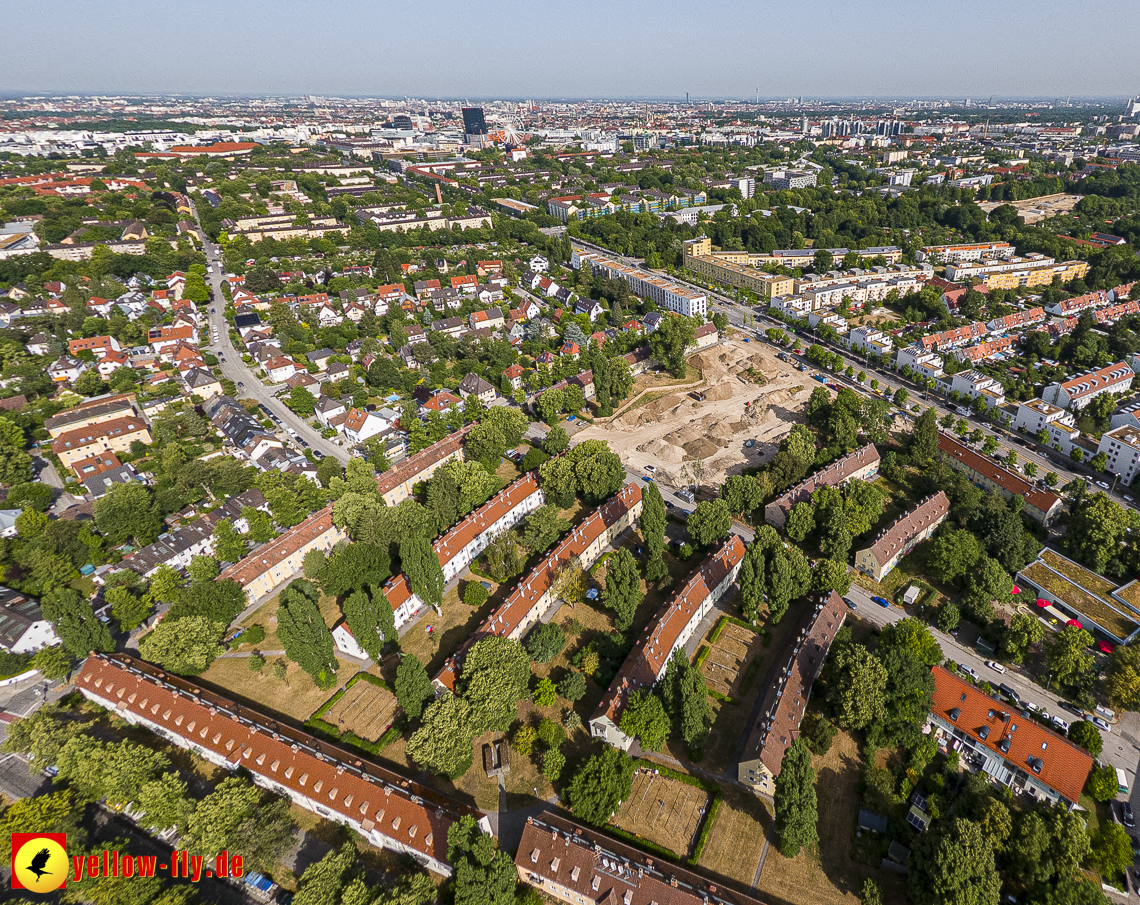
[1124, 803, 1135, 828]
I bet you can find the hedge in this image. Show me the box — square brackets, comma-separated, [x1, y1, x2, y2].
[688, 794, 723, 866]
[737, 656, 763, 697]
[693, 645, 710, 670]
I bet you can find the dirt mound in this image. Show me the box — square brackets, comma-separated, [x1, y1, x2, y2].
[704, 381, 737, 402]
[683, 438, 722, 458]
[636, 438, 685, 463]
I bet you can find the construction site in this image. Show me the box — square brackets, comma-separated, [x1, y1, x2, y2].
[576, 339, 826, 488]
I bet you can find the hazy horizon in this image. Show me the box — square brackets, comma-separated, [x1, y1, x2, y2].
[5, 0, 1139, 100]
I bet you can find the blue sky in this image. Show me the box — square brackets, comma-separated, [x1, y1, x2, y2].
[5, 0, 1138, 99]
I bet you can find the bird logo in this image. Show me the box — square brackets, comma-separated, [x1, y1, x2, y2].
[25, 847, 52, 881]
[11, 833, 68, 892]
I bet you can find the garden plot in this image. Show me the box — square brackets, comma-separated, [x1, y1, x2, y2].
[323, 678, 399, 742]
[612, 768, 710, 856]
[700, 622, 763, 699]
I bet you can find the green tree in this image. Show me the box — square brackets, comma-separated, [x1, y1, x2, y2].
[525, 621, 566, 663]
[134, 772, 192, 833]
[928, 528, 982, 586]
[460, 636, 531, 734]
[212, 519, 247, 564]
[1087, 764, 1120, 802]
[1047, 624, 1095, 696]
[407, 693, 474, 777]
[533, 676, 558, 707]
[513, 725, 537, 756]
[601, 547, 642, 631]
[394, 653, 434, 721]
[639, 481, 669, 582]
[566, 746, 635, 825]
[908, 818, 1001, 905]
[812, 558, 850, 595]
[619, 691, 670, 751]
[774, 738, 818, 857]
[139, 616, 226, 675]
[937, 603, 960, 634]
[522, 505, 570, 554]
[319, 543, 391, 598]
[183, 776, 294, 872]
[343, 587, 396, 661]
[1068, 720, 1104, 757]
[649, 315, 697, 377]
[910, 407, 939, 466]
[465, 421, 507, 467]
[277, 580, 338, 686]
[559, 670, 587, 702]
[1092, 823, 1133, 880]
[544, 426, 570, 455]
[826, 643, 887, 730]
[288, 386, 317, 416]
[40, 588, 114, 658]
[1065, 492, 1133, 573]
[106, 585, 151, 631]
[687, 499, 731, 546]
[187, 554, 219, 584]
[660, 648, 711, 755]
[400, 534, 444, 609]
[31, 645, 73, 680]
[785, 501, 815, 543]
[293, 843, 357, 905]
[94, 481, 162, 546]
[1002, 613, 1045, 665]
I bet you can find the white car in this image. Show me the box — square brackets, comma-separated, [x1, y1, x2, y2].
[1093, 716, 1111, 732]
[986, 660, 1006, 674]
[644, 465, 657, 473]
[1052, 716, 1070, 733]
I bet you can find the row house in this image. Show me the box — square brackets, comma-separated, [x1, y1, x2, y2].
[469, 309, 505, 331]
[738, 593, 847, 794]
[955, 335, 1015, 363]
[1013, 399, 1081, 455]
[76, 654, 489, 876]
[434, 483, 644, 693]
[919, 321, 989, 352]
[46, 395, 138, 438]
[590, 537, 745, 750]
[766, 444, 880, 529]
[1042, 361, 1134, 411]
[855, 492, 950, 581]
[937, 433, 1062, 524]
[1095, 299, 1140, 325]
[986, 306, 1045, 333]
[1046, 290, 1110, 317]
[219, 505, 346, 603]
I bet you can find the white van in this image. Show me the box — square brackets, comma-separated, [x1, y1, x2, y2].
[1117, 767, 1129, 794]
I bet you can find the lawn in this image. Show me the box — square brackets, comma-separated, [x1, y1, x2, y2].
[756, 730, 909, 905]
[851, 542, 951, 612]
[697, 785, 769, 885]
[197, 654, 355, 722]
[236, 587, 345, 653]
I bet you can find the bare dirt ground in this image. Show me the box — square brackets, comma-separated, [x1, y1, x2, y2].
[701, 622, 763, 699]
[576, 340, 824, 487]
[613, 768, 710, 856]
[324, 679, 398, 742]
[978, 192, 1081, 225]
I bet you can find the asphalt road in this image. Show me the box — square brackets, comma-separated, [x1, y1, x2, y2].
[190, 206, 350, 465]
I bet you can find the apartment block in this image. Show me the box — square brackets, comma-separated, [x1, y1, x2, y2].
[590, 537, 745, 750]
[917, 242, 1015, 265]
[573, 251, 707, 319]
[218, 505, 347, 602]
[51, 416, 153, 468]
[682, 237, 795, 298]
[765, 444, 880, 528]
[845, 327, 893, 356]
[1013, 399, 1080, 455]
[374, 426, 473, 507]
[1042, 361, 1134, 411]
[738, 592, 846, 793]
[937, 434, 1062, 524]
[434, 483, 643, 693]
[44, 394, 137, 438]
[949, 370, 1005, 408]
[1097, 426, 1140, 486]
[855, 492, 950, 581]
[76, 654, 489, 876]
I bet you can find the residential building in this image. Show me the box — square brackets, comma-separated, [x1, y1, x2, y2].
[45, 395, 137, 438]
[573, 250, 707, 319]
[919, 322, 989, 352]
[765, 169, 817, 190]
[937, 434, 1062, 524]
[68, 335, 122, 358]
[765, 444, 880, 528]
[83, 464, 145, 498]
[51, 416, 153, 469]
[181, 367, 223, 399]
[1097, 425, 1140, 486]
[342, 409, 390, 445]
[917, 242, 1015, 265]
[590, 537, 745, 750]
[1046, 290, 1109, 317]
[219, 505, 347, 602]
[681, 237, 795, 298]
[896, 345, 943, 374]
[375, 426, 473, 507]
[950, 370, 1005, 407]
[928, 666, 1092, 807]
[47, 356, 88, 383]
[434, 483, 644, 693]
[945, 256, 1089, 290]
[1013, 400, 1080, 455]
[515, 813, 766, 905]
[456, 373, 497, 405]
[845, 327, 893, 357]
[502, 364, 524, 391]
[855, 492, 950, 581]
[263, 356, 298, 383]
[1042, 361, 1133, 411]
[76, 653, 489, 875]
[0, 588, 61, 653]
[955, 336, 1015, 364]
[738, 592, 846, 793]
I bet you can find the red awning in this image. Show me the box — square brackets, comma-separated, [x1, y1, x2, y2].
[1066, 619, 1082, 628]
[1036, 598, 1049, 608]
[1099, 641, 1115, 654]
[1011, 586, 1020, 594]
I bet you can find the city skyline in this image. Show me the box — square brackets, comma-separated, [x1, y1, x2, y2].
[6, 0, 1139, 99]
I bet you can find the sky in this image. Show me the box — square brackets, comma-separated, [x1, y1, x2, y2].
[5, 0, 1139, 100]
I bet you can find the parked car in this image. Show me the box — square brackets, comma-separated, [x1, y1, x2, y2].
[986, 660, 1006, 674]
[644, 464, 657, 473]
[1093, 716, 1112, 732]
[999, 683, 1021, 704]
[1124, 802, 1135, 829]
[872, 596, 890, 607]
[1051, 716, 1070, 733]
[843, 597, 858, 611]
[1059, 701, 1085, 717]
[959, 665, 979, 681]
[1096, 481, 1110, 490]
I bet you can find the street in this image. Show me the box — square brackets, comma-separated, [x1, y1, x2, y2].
[191, 206, 350, 465]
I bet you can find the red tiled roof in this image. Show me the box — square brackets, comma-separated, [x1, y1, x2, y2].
[770, 444, 879, 520]
[375, 425, 473, 497]
[218, 505, 340, 588]
[76, 653, 482, 871]
[435, 483, 643, 691]
[867, 492, 949, 566]
[931, 666, 1092, 802]
[593, 537, 745, 728]
[937, 434, 1060, 517]
[50, 416, 149, 455]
